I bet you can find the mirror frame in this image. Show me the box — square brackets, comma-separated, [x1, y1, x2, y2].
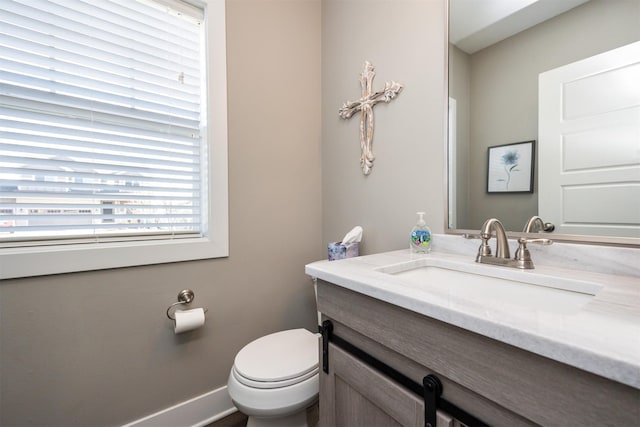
[443, 0, 640, 248]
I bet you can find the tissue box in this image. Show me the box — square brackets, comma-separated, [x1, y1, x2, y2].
[328, 242, 359, 261]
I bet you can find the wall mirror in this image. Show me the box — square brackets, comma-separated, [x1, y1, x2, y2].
[447, 0, 639, 246]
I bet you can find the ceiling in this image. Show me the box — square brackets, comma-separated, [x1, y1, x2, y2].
[450, 0, 590, 54]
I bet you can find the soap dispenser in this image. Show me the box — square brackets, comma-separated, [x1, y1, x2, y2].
[410, 212, 431, 254]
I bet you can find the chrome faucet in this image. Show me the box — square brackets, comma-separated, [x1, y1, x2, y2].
[475, 218, 553, 269]
[522, 216, 555, 233]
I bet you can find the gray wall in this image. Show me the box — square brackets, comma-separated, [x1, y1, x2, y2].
[0, 1, 322, 426]
[455, 0, 640, 231]
[322, 0, 447, 254]
[448, 45, 471, 230]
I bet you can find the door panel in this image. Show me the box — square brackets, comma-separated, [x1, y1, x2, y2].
[321, 343, 456, 427]
[539, 41, 640, 237]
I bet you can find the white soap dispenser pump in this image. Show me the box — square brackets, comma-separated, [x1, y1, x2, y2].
[410, 212, 431, 254]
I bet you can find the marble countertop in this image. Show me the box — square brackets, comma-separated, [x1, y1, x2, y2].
[306, 248, 640, 389]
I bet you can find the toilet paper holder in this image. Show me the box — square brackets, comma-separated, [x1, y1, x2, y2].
[166, 289, 208, 320]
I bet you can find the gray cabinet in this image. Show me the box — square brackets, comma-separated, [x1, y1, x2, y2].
[317, 279, 640, 426]
[322, 342, 459, 427]
[323, 342, 422, 426]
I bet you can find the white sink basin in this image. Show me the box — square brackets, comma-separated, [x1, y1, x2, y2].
[375, 257, 603, 314]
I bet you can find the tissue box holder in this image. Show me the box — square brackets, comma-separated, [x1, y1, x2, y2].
[328, 242, 359, 261]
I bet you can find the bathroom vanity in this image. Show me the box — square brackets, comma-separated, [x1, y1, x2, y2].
[306, 247, 640, 426]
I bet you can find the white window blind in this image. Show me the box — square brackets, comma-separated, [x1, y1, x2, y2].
[0, 0, 207, 246]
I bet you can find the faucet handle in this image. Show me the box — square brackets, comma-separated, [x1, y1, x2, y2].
[462, 234, 493, 257]
[464, 232, 495, 258]
[518, 237, 553, 246]
[514, 237, 553, 263]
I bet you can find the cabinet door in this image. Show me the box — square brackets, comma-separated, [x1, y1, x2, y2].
[321, 342, 455, 427]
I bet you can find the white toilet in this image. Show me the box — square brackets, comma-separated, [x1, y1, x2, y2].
[227, 328, 320, 427]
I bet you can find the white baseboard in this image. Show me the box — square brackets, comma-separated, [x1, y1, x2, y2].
[123, 385, 237, 427]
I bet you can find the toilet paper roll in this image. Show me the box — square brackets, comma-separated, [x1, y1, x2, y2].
[174, 308, 205, 334]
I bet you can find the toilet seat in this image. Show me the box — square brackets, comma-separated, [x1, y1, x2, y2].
[233, 329, 319, 390]
[232, 365, 318, 389]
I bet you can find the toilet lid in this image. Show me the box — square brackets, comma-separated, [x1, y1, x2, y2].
[234, 329, 319, 384]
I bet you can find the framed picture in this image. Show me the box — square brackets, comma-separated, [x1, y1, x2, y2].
[487, 140, 535, 193]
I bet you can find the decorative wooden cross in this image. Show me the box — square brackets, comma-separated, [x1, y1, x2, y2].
[339, 61, 403, 175]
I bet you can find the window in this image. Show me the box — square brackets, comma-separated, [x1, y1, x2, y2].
[0, 0, 228, 279]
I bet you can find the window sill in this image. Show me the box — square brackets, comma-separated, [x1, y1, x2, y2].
[0, 236, 228, 280]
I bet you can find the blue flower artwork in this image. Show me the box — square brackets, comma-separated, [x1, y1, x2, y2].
[501, 150, 520, 189]
[487, 141, 534, 193]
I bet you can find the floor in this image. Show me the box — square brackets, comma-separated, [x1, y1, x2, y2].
[207, 410, 247, 427]
[208, 403, 319, 427]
